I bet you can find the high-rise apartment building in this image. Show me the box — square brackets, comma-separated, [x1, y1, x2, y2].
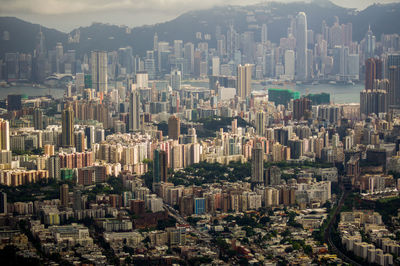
[91, 50, 108, 93]
[0, 119, 10, 151]
[62, 106, 75, 147]
[237, 64, 252, 99]
[293, 97, 311, 121]
[60, 184, 69, 207]
[256, 111, 265, 136]
[387, 54, 400, 109]
[251, 143, 264, 185]
[33, 108, 43, 130]
[365, 58, 383, 91]
[129, 90, 140, 132]
[168, 115, 180, 140]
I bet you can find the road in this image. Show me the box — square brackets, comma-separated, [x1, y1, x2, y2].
[325, 190, 362, 266]
[164, 204, 212, 242]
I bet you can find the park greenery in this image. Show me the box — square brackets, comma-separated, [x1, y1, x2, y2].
[167, 160, 334, 187]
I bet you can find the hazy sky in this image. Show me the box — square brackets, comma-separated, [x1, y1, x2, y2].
[0, 0, 399, 32]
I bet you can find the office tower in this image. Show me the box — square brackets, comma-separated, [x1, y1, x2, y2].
[91, 50, 108, 93]
[153, 32, 158, 51]
[256, 111, 265, 136]
[365, 58, 383, 91]
[170, 69, 181, 91]
[237, 64, 252, 99]
[212, 57, 220, 76]
[364, 26, 376, 60]
[295, 12, 308, 81]
[387, 54, 400, 108]
[7, 94, 22, 111]
[284, 50, 295, 79]
[129, 90, 141, 132]
[251, 143, 264, 185]
[60, 184, 69, 207]
[135, 72, 148, 89]
[153, 149, 168, 184]
[168, 115, 180, 140]
[0, 119, 10, 151]
[261, 24, 268, 43]
[184, 42, 194, 75]
[0, 192, 6, 214]
[174, 40, 183, 58]
[293, 97, 311, 120]
[62, 106, 75, 147]
[144, 50, 156, 79]
[5, 53, 18, 81]
[33, 108, 43, 130]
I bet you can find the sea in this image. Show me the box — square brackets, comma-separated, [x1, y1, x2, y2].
[0, 85, 66, 99]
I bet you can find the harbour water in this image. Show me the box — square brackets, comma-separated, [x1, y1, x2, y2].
[2, 82, 364, 104]
[0, 85, 66, 99]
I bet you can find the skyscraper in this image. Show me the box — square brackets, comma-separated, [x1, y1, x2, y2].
[295, 12, 308, 81]
[256, 111, 265, 136]
[129, 90, 140, 132]
[184, 42, 194, 75]
[364, 26, 376, 60]
[261, 24, 268, 44]
[62, 106, 74, 147]
[7, 94, 22, 111]
[60, 184, 69, 207]
[237, 64, 252, 99]
[170, 69, 181, 91]
[293, 97, 311, 121]
[365, 58, 382, 91]
[0, 119, 10, 151]
[47, 155, 61, 180]
[33, 108, 43, 130]
[387, 54, 400, 109]
[153, 149, 168, 184]
[91, 50, 108, 93]
[168, 115, 180, 140]
[284, 50, 295, 80]
[251, 143, 264, 185]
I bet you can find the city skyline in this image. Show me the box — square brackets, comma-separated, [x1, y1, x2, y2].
[0, 0, 399, 32]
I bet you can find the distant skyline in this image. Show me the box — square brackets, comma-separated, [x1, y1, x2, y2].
[0, 0, 399, 32]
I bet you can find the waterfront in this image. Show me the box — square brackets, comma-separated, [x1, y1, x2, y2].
[2, 82, 364, 104]
[183, 80, 363, 104]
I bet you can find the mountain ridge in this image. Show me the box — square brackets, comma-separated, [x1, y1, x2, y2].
[1, 1, 400, 57]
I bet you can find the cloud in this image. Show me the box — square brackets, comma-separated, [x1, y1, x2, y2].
[2, 0, 400, 16]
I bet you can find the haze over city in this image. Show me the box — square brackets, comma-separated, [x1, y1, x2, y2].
[0, 0, 399, 31]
